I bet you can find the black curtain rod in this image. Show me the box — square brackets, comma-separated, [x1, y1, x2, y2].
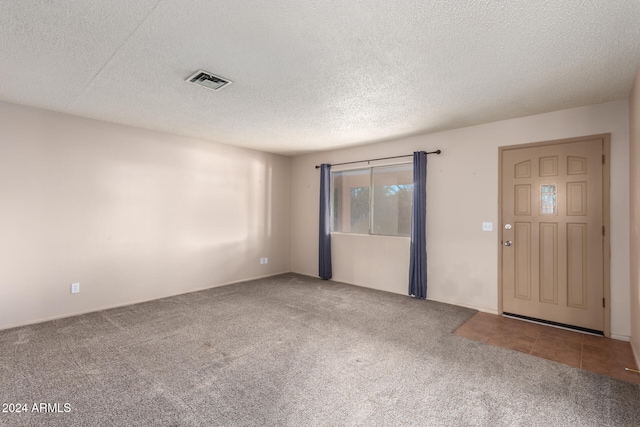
[314, 150, 441, 169]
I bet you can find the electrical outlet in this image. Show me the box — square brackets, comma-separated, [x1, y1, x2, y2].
[264, 257, 268, 264]
[259, 257, 265, 265]
[71, 283, 80, 294]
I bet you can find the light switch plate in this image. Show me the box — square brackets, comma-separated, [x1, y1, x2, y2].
[482, 222, 493, 232]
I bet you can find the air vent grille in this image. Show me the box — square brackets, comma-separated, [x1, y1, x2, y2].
[186, 70, 232, 91]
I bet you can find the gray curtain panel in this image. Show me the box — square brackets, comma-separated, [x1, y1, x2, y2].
[319, 164, 332, 280]
[409, 152, 427, 298]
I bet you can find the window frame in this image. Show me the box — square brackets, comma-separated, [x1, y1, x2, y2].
[330, 161, 413, 238]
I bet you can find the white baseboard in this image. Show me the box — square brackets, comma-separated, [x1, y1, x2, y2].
[610, 334, 631, 342]
[426, 296, 499, 315]
[291, 272, 500, 315]
[0, 270, 291, 332]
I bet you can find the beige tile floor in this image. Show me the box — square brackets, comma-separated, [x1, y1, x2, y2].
[454, 312, 640, 384]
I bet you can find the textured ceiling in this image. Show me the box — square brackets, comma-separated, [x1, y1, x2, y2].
[2, 1, 640, 155]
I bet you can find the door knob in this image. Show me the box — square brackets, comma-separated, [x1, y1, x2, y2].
[504, 240, 512, 246]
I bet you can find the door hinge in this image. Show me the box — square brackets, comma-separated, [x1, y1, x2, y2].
[603, 298, 606, 308]
[602, 226, 605, 236]
[602, 154, 605, 164]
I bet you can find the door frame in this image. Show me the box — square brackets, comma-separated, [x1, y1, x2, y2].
[497, 134, 611, 337]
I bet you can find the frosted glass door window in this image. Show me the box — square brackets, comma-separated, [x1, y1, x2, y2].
[541, 184, 557, 215]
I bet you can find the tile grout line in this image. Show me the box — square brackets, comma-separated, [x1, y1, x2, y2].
[485, 317, 498, 343]
[485, 328, 496, 343]
[579, 335, 584, 369]
[529, 331, 541, 355]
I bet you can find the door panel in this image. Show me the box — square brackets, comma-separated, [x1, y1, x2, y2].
[515, 185, 531, 215]
[501, 138, 604, 331]
[539, 222, 558, 304]
[567, 223, 588, 309]
[514, 222, 531, 300]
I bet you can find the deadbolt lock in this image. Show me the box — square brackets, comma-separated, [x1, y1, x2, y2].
[504, 224, 512, 230]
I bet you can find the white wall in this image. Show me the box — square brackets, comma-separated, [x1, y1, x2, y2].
[291, 99, 631, 339]
[629, 68, 640, 364]
[0, 102, 291, 330]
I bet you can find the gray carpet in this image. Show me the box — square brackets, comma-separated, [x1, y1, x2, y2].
[0, 273, 638, 426]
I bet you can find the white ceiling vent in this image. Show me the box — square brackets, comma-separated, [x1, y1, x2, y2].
[186, 70, 232, 91]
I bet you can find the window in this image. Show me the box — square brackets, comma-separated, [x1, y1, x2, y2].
[332, 164, 413, 237]
[540, 184, 556, 215]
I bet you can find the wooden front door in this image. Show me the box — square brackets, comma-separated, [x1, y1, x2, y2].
[501, 136, 608, 332]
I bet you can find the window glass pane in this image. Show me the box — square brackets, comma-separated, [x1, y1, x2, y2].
[331, 164, 414, 237]
[372, 164, 413, 236]
[332, 169, 370, 234]
[350, 186, 370, 233]
[541, 184, 556, 215]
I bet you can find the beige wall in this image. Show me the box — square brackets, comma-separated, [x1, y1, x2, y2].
[0, 102, 291, 330]
[291, 99, 631, 339]
[1, 96, 633, 341]
[630, 69, 640, 364]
